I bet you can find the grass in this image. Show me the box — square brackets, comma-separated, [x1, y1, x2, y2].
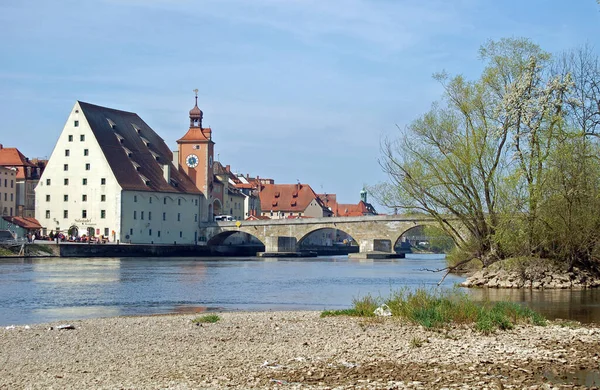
[321, 288, 546, 333]
[192, 314, 220, 324]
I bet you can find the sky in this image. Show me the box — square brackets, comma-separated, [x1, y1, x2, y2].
[1, 0, 599, 212]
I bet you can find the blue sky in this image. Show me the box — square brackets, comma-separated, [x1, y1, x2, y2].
[1, 0, 599, 211]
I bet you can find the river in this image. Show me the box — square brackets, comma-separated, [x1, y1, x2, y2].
[0, 254, 598, 326]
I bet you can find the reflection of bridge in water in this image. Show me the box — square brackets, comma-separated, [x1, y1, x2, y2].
[199, 215, 462, 257]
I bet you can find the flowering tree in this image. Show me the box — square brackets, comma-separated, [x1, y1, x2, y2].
[372, 38, 586, 268]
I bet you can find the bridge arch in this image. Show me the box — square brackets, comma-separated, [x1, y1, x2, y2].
[207, 230, 264, 247]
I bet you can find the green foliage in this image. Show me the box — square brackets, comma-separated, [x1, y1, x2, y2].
[322, 288, 546, 333]
[28, 244, 53, 254]
[191, 314, 220, 324]
[371, 37, 600, 271]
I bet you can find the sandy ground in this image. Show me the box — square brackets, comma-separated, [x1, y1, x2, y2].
[1, 311, 599, 389]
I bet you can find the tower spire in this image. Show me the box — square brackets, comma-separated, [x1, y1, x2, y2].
[189, 88, 203, 128]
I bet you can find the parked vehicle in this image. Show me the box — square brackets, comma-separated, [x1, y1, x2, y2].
[214, 215, 236, 221]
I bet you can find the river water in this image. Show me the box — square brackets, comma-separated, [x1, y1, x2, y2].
[0, 254, 598, 326]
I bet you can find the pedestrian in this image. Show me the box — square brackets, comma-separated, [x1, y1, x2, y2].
[32, 233, 36, 243]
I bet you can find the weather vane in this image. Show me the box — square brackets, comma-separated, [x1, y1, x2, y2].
[193, 88, 199, 97]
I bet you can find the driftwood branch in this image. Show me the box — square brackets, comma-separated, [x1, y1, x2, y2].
[420, 257, 477, 286]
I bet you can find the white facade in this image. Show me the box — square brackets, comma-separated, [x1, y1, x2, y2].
[35, 101, 203, 244]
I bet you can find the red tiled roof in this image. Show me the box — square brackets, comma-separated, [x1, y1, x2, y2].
[0, 147, 36, 180]
[335, 201, 377, 217]
[3, 216, 42, 230]
[245, 215, 271, 220]
[259, 183, 324, 213]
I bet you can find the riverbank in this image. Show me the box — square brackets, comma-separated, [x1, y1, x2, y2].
[460, 258, 600, 289]
[1, 311, 599, 389]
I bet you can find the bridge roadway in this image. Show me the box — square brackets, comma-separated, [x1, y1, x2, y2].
[199, 214, 446, 254]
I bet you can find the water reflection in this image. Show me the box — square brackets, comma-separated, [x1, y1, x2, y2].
[0, 255, 598, 326]
[469, 287, 600, 323]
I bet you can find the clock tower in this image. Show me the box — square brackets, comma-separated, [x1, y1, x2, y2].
[177, 90, 215, 219]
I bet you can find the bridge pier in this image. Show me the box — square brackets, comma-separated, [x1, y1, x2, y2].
[256, 236, 317, 258]
[349, 239, 402, 259]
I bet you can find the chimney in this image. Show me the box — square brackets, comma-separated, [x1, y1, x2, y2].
[162, 164, 171, 182]
[0, 144, 3, 149]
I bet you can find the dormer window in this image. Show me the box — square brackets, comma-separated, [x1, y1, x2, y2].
[140, 136, 150, 146]
[150, 150, 160, 161]
[107, 118, 116, 129]
[115, 133, 125, 143]
[274, 191, 280, 198]
[292, 191, 298, 198]
[132, 161, 141, 171]
[272, 201, 278, 207]
[122, 146, 133, 157]
[139, 174, 150, 186]
[291, 200, 297, 207]
[132, 123, 141, 133]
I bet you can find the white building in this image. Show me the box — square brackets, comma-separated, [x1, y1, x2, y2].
[35, 101, 204, 244]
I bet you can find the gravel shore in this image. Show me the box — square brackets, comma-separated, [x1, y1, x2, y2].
[1, 311, 599, 389]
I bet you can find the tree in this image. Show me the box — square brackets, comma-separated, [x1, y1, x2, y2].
[372, 38, 572, 267]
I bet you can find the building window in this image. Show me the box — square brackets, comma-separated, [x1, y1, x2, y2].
[177, 213, 181, 222]
[134, 195, 137, 202]
[163, 197, 166, 205]
[130, 228, 133, 235]
[45, 210, 50, 219]
[85, 163, 90, 171]
[84, 149, 89, 156]
[82, 194, 87, 202]
[82, 210, 87, 218]
[133, 211, 137, 219]
[141, 211, 144, 220]
[10, 193, 12, 201]
[157, 231, 161, 237]
[64, 178, 69, 185]
[46, 195, 50, 202]
[149, 229, 152, 236]
[104, 228, 109, 236]
[82, 178, 87, 185]
[101, 195, 106, 202]
[178, 199, 181, 206]
[64, 194, 68, 201]
[162, 212, 166, 221]
[63, 210, 68, 218]
[63, 164, 68, 171]
[101, 178, 106, 185]
[101, 210, 106, 219]
[46, 179, 51, 185]
[80, 134, 85, 141]
[195, 199, 198, 206]
[149, 197, 152, 204]
[74, 120, 79, 127]
[65, 149, 70, 157]
[179, 231, 183, 238]
[68, 135, 73, 142]
[194, 214, 197, 222]
[148, 211, 152, 220]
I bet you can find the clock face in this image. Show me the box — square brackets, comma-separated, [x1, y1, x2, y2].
[186, 154, 199, 168]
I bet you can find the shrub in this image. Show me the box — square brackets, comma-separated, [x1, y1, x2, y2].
[192, 314, 220, 324]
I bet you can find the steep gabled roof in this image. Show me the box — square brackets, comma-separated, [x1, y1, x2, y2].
[0, 147, 37, 180]
[259, 183, 325, 213]
[78, 101, 200, 194]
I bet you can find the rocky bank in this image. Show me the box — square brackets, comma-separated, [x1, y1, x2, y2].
[1, 311, 599, 389]
[460, 260, 600, 289]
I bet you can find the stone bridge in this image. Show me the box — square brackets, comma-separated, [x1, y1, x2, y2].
[199, 215, 462, 255]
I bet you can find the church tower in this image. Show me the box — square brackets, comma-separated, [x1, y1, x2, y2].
[177, 90, 215, 219]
